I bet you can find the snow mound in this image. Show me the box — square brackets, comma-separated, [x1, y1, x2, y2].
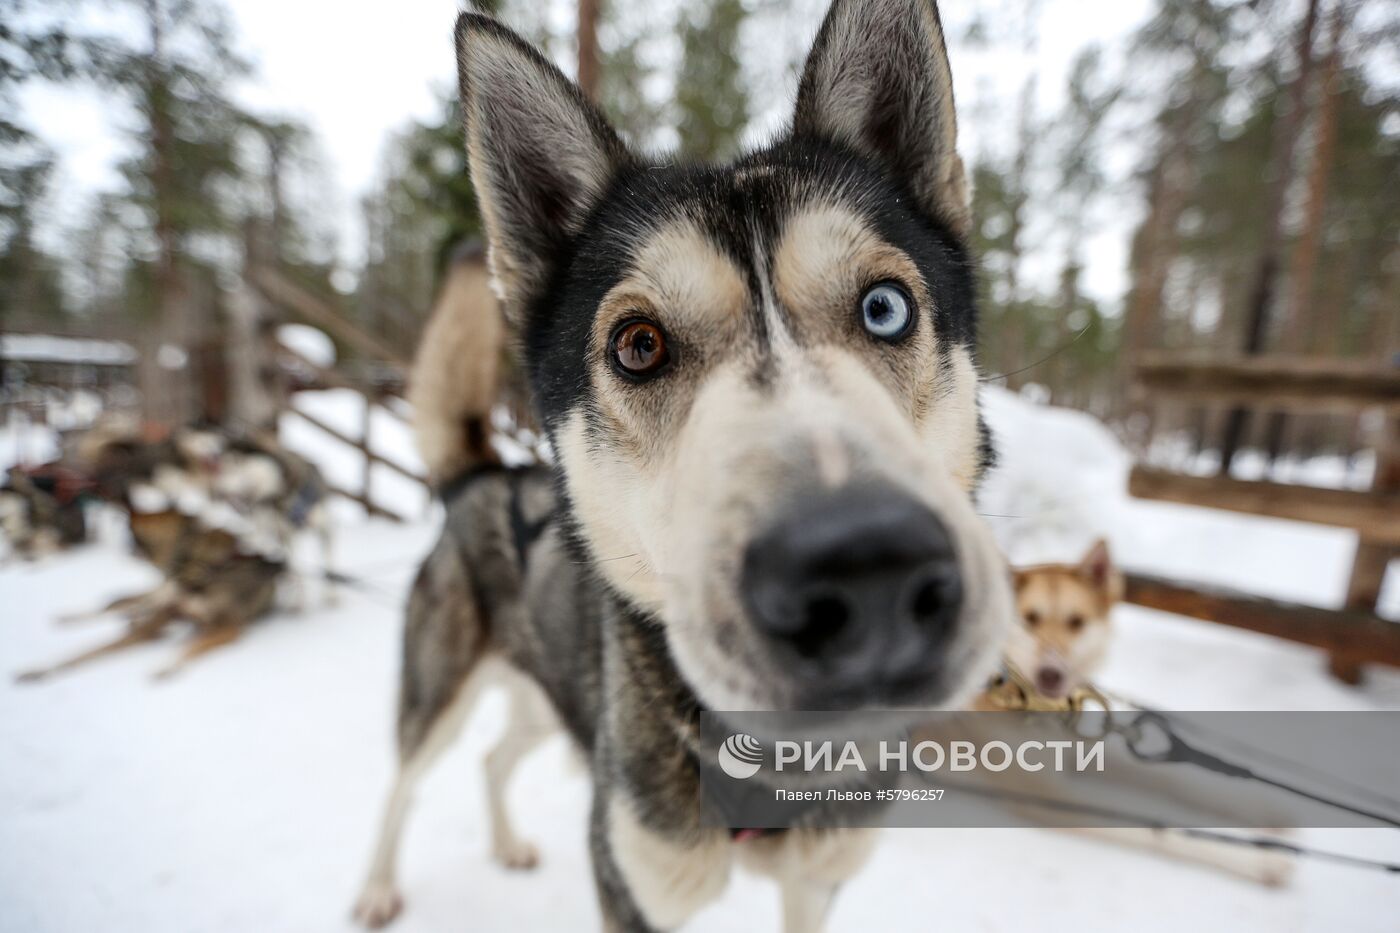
[978, 387, 1396, 618]
[979, 386, 1133, 564]
[277, 324, 336, 368]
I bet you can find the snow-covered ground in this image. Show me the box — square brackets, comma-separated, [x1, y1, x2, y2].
[2, 387, 1398, 932]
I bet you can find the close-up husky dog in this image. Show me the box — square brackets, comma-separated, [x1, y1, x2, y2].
[354, 0, 1014, 928]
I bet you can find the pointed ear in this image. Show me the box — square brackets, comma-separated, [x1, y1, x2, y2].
[455, 13, 630, 321]
[793, 0, 970, 239]
[1078, 539, 1123, 602]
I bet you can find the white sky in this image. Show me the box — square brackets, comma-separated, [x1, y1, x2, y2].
[19, 0, 1155, 304]
[20, 0, 465, 271]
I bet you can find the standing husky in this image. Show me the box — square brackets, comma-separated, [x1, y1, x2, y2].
[354, 0, 1013, 928]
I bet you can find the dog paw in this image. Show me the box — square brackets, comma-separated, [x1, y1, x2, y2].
[1251, 851, 1296, 888]
[492, 838, 540, 871]
[352, 883, 404, 929]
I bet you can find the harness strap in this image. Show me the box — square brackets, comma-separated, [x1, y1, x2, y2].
[507, 471, 551, 567]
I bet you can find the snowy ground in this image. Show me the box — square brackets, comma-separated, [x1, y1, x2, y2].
[3, 388, 1399, 932]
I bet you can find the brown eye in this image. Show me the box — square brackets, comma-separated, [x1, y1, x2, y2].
[611, 320, 670, 379]
[1024, 610, 1040, 628]
[1068, 614, 1085, 632]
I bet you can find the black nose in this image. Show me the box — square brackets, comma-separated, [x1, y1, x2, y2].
[741, 487, 962, 685]
[1035, 667, 1065, 696]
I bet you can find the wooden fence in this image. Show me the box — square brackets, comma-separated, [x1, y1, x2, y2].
[249, 266, 429, 522]
[1128, 355, 1400, 683]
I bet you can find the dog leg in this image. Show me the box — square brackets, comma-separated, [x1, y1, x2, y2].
[484, 666, 556, 870]
[353, 658, 495, 929]
[589, 792, 674, 933]
[738, 829, 877, 933]
[314, 507, 339, 607]
[56, 583, 176, 626]
[55, 604, 128, 626]
[284, 569, 307, 615]
[780, 878, 836, 933]
[1068, 827, 1294, 887]
[598, 791, 731, 932]
[151, 625, 244, 681]
[15, 617, 168, 683]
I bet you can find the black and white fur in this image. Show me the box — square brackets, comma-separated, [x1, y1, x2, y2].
[355, 1, 1012, 929]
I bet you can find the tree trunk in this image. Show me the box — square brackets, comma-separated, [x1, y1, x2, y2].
[1118, 40, 1211, 427]
[1002, 82, 1034, 391]
[225, 278, 281, 434]
[1048, 258, 1080, 404]
[1219, 0, 1320, 474]
[1285, 4, 1346, 355]
[141, 0, 193, 429]
[1264, 2, 1348, 463]
[576, 0, 601, 101]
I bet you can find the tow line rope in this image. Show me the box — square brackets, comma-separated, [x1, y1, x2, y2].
[980, 666, 1400, 874]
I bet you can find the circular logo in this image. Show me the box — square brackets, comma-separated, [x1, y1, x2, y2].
[717, 733, 764, 780]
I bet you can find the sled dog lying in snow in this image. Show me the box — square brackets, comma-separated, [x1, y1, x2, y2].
[354, 0, 1016, 928]
[998, 541, 1294, 887]
[15, 508, 283, 682]
[13, 424, 335, 682]
[81, 421, 337, 607]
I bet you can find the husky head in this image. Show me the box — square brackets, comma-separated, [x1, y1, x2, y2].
[456, 0, 1011, 711]
[1006, 540, 1124, 699]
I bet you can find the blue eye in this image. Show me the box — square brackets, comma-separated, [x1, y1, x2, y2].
[859, 283, 913, 342]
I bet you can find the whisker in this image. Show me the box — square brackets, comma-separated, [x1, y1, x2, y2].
[980, 322, 1094, 384]
[571, 553, 640, 565]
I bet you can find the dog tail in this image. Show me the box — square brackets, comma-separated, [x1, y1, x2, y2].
[408, 241, 506, 485]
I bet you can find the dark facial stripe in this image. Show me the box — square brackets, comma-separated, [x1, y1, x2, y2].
[524, 137, 976, 436]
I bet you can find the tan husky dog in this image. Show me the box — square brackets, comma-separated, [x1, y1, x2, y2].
[1000, 540, 1294, 887]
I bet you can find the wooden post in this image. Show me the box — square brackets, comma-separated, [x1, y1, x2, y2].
[1331, 416, 1400, 684]
[576, 0, 601, 100]
[360, 393, 374, 512]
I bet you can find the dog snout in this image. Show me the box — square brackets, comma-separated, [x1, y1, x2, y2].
[740, 487, 962, 688]
[1035, 666, 1066, 697]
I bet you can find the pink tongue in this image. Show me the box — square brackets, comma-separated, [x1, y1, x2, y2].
[733, 828, 765, 842]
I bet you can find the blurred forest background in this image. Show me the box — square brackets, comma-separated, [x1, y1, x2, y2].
[2, 0, 1397, 461]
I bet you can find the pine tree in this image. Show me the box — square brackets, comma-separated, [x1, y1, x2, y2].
[76, 0, 253, 425]
[0, 1, 82, 333]
[1119, 0, 1245, 423]
[675, 0, 750, 162]
[1047, 46, 1119, 405]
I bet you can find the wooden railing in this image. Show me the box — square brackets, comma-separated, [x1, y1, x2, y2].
[1135, 354, 1400, 413]
[1128, 467, 1400, 543]
[250, 267, 411, 368]
[1124, 572, 1400, 668]
[249, 266, 429, 522]
[1129, 355, 1399, 683]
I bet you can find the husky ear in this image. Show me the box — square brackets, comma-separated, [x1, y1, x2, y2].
[793, 0, 970, 239]
[1078, 539, 1124, 603]
[455, 13, 629, 319]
